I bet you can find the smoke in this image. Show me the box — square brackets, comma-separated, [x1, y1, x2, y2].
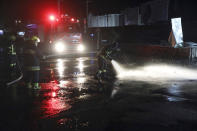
[112, 60, 197, 82]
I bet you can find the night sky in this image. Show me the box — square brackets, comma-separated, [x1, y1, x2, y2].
[1, 0, 195, 24]
[0, 0, 144, 23]
[0, 0, 57, 22]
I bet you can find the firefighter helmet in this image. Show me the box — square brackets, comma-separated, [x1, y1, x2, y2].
[9, 35, 16, 41]
[31, 36, 40, 43]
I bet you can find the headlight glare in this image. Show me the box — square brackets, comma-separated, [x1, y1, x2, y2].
[77, 44, 85, 52]
[55, 42, 65, 52]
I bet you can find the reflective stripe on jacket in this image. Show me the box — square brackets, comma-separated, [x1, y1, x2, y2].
[25, 66, 40, 71]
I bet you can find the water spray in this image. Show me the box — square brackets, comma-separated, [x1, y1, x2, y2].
[112, 60, 197, 82]
[111, 60, 125, 74]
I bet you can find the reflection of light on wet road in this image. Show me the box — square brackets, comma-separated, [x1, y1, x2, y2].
[76, 58, 87, 73]
[52, 91, 56, 97]
[75, 72, 85, 77]
[166, 96, 187, 102]
[36, 57, 97, 119]
[76, 57, 86, 62]
[40, 83, 72, 118]
[57, 59, 65, 78]
[42, 97, 71, 117]
[111, 87, 120, 98]
[77, 77, 86, 91]
[76, 58, 87, 91]
[168, 83, 182, 96]
[112, 60, 197, 82]
[78, 94, 91, 99]
[59, 80, 69, 88]
[165, 83, 187, 102]
[78, 61, 84, 72]
[77, 77, 86, 84]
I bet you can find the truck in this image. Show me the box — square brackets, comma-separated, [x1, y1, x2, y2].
[48, 16, 85, 55]
[25, 15, 85, 55]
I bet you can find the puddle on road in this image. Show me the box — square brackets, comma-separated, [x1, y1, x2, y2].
[57, 117, 89, 129]
[167, 83, 184, 97]
[40, 97, 72, 118]
[37, 82, 72, 118]
[165, 95, 188, 102]
[111, 60, 197, 101]
[113, 78, 197, 104]
[37, 57, 97, 118]
[37, 79, 91, 118]
[78, 94, 91, 99]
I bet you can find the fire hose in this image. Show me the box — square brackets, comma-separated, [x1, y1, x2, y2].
[6, 54, 23, 86]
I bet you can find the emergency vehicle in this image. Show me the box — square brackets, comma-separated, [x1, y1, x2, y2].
[49, 15, 85, 54]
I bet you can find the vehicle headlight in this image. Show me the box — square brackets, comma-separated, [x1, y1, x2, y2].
[54, 42, 65, 52]
[77, 44, 85, 52]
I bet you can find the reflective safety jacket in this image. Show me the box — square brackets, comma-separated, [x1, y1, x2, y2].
[25, 66, 40, 71]
[23, 40, 42, 71]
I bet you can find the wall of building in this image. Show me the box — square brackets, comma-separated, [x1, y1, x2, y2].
[88, 14, 122, 28]
[86, 0, 197, 48]
[88, 0, 170, 28]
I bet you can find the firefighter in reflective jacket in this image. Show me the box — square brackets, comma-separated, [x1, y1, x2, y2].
[23, 36, 43, 89]
[97, 42, 119, 81]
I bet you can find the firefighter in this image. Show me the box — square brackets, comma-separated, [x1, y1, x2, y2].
[23, 36, 43, 89]
[0, 32, 16, 83]
[15, 36, 25, 71]
[96, 41, 120, 81]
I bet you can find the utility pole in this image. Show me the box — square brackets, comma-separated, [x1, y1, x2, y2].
[86, 0, 89, 23]
[58, 0, 63, 17]
[84, 0, 89, 34]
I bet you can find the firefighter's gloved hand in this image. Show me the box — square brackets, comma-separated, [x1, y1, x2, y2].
[106, 55, 113, 61]
[108, 56, 113, 61]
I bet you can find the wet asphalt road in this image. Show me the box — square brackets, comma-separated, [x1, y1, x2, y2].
[1, 53, 197, 131]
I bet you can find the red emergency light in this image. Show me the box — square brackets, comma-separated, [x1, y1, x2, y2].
[71, 18, 75, 22]
[49, 15, 56, 21]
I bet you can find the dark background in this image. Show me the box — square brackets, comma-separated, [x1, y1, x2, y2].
[0, 0, 197, 24]
[0, 0, 151, 23]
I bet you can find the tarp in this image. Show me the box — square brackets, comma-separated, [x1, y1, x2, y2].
[171, 18, 183, 46]
[141, 0, 169, 24]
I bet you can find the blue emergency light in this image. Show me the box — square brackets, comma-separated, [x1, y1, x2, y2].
[0, 30, 4, 35]
[17, 31, 25, 36]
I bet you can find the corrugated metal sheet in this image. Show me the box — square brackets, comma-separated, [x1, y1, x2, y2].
[88, 14, 121, 27]
[88, 0, 170, 27]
